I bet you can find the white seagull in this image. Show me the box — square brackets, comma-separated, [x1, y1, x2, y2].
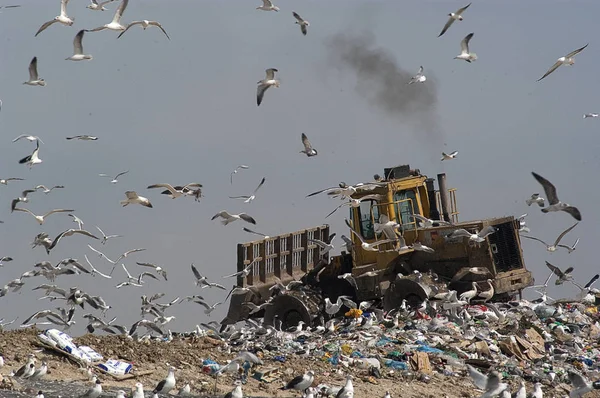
[0, 177, 24, 185]
[526, 193, 545, 207]
[521, 222, 578, 253]
[346, 219, 394, 252]
[229, 177, 266, 203]
[99, 170, 128, 183]
[532, 172, 582, 221]
[408, 66, 427, 84]
[583, 113, 599, 119]
[325, 194, 382, 219]
[257, 68, 280, 106]
[35, 185, 64, 194]
[95, 226, 122, 244]
[300, 133, 318, 157]
[568, 370, 594, 398]
[13, 134, 44, 144]
[18, 141, 43, 168]
[23, 57, 46, 86]
[211, 211, 256, 226]
[257, 0, 279, 12]
[66, 30, 92, 61]
[455, 33, 477, 63]
[537, 44, 588, 82]
[147, 183, 203, 199]
[69, 213, 84, 229]
[281, 371, 315, 392]
[545, 261, 574, 285]
[87, 0, 116, 11]
[292, 12, 309, 36]
[120, 191, 153, 208]
[230, 165, 249, 184]
[243, 227, 270, 239]
[467, 365, 508, 398]
[438, 3, 471, 37]
[35, 0, 74, 37]
[441, 150, 458, 161]
[13, 208, 74, 225]
[117, 20, 170, 40]
[448, 226, 497, 246]
[87, 0, 129, 32]
[153, 368, 176, 395]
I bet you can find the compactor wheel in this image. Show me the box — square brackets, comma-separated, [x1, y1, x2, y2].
[263, 291, 322, 330]
[383, 278, 429, 312]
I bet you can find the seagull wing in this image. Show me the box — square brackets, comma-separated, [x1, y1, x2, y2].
[292, 11, 304, 23]
[147, 183, 177, 195]
[253, 177, 266, 194]
[554, 222, 578, 246]
[521, 235, 549, 246]
[35, 20, 58, 37]
[43, 209, 74, 218]
[545, 261, 564, 278]
[565, 44, 588, 58]
[117, 21, 142, 38]
[563, 206, 582, 221]
[212, 210, 232, 220]
[125, 191, 140, 200]
[449, 228, 472, 238]
[467, 365, 489, 390]
[115, 171, 129, 179]
[13, 207, 35, 217]
[325, 202, 348, 219]
[460, 33, 474, 54]
[239, 213, 257, 224]
[256, 83, 269, 106]
[536, 61, 562, 82]
[149, 21, 170, 40]
[438, 16, 455, 37]
[477, 226, 497, 239]
[265, 68, 277, 80]
[29, 57, 40, 80]
[456, 2, 472, 15]
[191, 263, 202, 280]
[73, 30, 85, 55]
[301, 133, 313, 152]
[60, 0, 69, 17]
[112, 0, 128, 23]
[531, 172, 559, 204]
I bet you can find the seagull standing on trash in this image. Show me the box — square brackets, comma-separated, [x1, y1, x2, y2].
[281, 370, 315, 393]
[153, 367, 176, 395]
[79, 379, 102, 398]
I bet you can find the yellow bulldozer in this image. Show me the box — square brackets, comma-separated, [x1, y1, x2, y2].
[222, 164, 534, 329]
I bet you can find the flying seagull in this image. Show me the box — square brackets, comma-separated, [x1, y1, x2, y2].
[211, 211, 257, 226]
[230, 165, 249, 184]
[11, 189, 36, 212]
[455, 33, 477, 63]
[300, 133, 317, 157]
[136, 262, 168, 281]
[292, 12, 309, 36]
[537, 44, 588, 82]
[35, 185, 64, 194]
[18, 141, 42, 168]
[531, 172, 581, 221]
[99, 170, 128, 183]
[466, 365, 508, 398]
[117, 20, 170, 40]
[13, 208, 74, 225]
[325, 194, 382, 219]
[408, 66, 426, 84]
[521, 222, 578, 253]
[229, 177, 266, 203]
[13, 134, 44, 144]
[256, 0, 279, 12]
[526, 193, 545, 207]
[66, 135, 97, 140]
[441, 151, 458, 161]
[448, 226, 497, 246]
[87, 0, 116, 11]
[66, 30, 92, 61]
[583, 113, 598, 119]
[23, 57, 46, 86]
[545, 261, 574, 285]
[438, 3, 471, 37]
[35, 0, 74, 37]
[257, 68, 280, 106]
[345, 219, 394, 252]
[120, 191, 153, 208]
[243, 227, 270, 239]
[69, 213, 84, 229]
[86, 0, 129, 32]
[95, 225, 122, 244]
[0, 177, 24, 185]
[147, 183, 203, 199]
[47, 229, 99, 254]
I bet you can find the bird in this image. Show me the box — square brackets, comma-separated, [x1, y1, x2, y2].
[48, 229, 99, 253]
[35, 185, 65, 194]
[281, 370, 315, 392]
[242, 227, 270, 239]
[345, 219, 394, 252]
[467, 365, 508, 398]
[0, 5, 20, 12]
[455, 33, 477, 63]
[545, 261, 574, 285]
[531, 172, 582, 221]
[325, 194, 382, 219]
[35, 0, 74, 37]
[292, 12, 309, 35]
[79, 379, 102, 398]
[229, 177, 266, 203]
[13, 134, 44, 144]
[13, 208, 74, 225]
[257, 68, 280, 106]
[257, 0, 279, 12]
[0, 177, 24, 185]
[66, 135, 97, 140]
[87, 0, 129, 32]
[69, 213, 84, 229]
[300, 133, 318, 157]
[66, 30, 92, 61]
[197, 301, 222, 316]
[211, 211, 256, 226]
[537, 44, 588, 82]
[559, 237, 580, 254]
[18, 141, 43, 168]
[568, 370, 594, 398]
[115, 391, 126, 398]
[23, 57, 46, 86]
[87, 0, 116, 11]
[223, 261, 256, 279]
[308, 236, 336, 257]
[448, 226, 497, 246]
[408, 66, 427, 84]
[230, 165, 249, 184]
[99, 171, 128, 183]
[11, 189, 36, 212]
[336, 375, 354, 398]
[441, 151, 458, 161]
[438, 3, 471, 37]
[136, 262, 168, 281]
[224, 385, 243, 398]
[411, 214, 452, 228]
[148, 183, 203, 199]
[521, 222, 578, 253]
[117, 20, 170, 40]
[95, 226, 122, 245]
[583, 113, 599, 119]
[476, 280, 494, 302]
[526, 193, 545, 207]
[132, 383, 144, 398]
[120, 191, 153, 208]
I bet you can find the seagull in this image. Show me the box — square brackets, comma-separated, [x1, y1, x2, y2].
[281, 370, 315, 392]
[308, 237, 335, 257]
[583, 113, 599, 119]
[325, 194, 382, 218]
[117, 20, 170, 40]
[80, 380, 102, 398]
[448, 226, 497, 246]
[18, 141, 43, 168]
[408, 66, 427, 84]
[120, 191, 153, 208]
[242, 227, 270, 239]
[559, 237, 579, 254]
[87, 0, 116, 11]
[83, 255, 112, 279]
[454, 33, 477, 63]
[223, 261, 256, 279]
[11, 189, 36, 212]
[467, 365, 508, 398]
[526, 193, 545, 207]
[229, 177, 265, 203]
[66, 30, 92, 61]
[345, 219, 394, 252]
[300, 133, 318, 157]
[197, 301, 222, 316]
[87, 0, 129, 32]
[257, 68, 280, 106]
[148, 183, 203, 199]
[257, 0, 279, 12]
[136, 262, 168, 281]
[99, 170, 128, 183]
[411, 214, 452, 228]
[0, 177, 24, 185]
[224, 385, 243, 398]
[35, 0, 74, 37]
[546, 261, 574, 285]
[537, 44, 588, 82]
[23, 57, 46, 86]
[35, 185, 64, 194]
[95, 226, 122, 244]
[68, 213, 84, 229]
[13, 134, 44, 144]
[516, 213, 529, 233]
[66, 135, 97, 140]
[0, 5, 20, 12]
[521, 222, 578, 253]
[47, 229, 99, 253]
[211, 211, 256, 226]
[13, 208, 74, 225]
[441, 151, 458, 161]
[438, 3, 471, 37]
[531, 172, 582, 221]
[230, 165, 249, 184]
[292, 11, 309, 35]
[568, 370, 594, 398]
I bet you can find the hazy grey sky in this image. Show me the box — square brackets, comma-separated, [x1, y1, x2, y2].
[0, 0, 598, 335]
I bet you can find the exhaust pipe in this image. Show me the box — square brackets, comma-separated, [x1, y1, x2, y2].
[437, 173, 451, 223]
[425, 178, 440, 221]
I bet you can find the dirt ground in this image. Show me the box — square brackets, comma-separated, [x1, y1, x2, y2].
[0, 327, 597, 398]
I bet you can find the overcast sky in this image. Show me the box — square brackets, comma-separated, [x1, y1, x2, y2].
[0, 0, 598, 335]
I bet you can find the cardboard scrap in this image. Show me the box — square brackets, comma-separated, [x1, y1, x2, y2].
[475, 341, 492, 358]
[252, 367, 280, 383]
[499, 337, 526, 361]
[410, 352, 432, 374]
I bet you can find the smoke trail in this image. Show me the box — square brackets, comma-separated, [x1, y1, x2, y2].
[325, 31, 443, 147]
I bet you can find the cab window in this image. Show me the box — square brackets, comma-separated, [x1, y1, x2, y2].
[393, 190, 418, 226]
[352, 199, 380, 240]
